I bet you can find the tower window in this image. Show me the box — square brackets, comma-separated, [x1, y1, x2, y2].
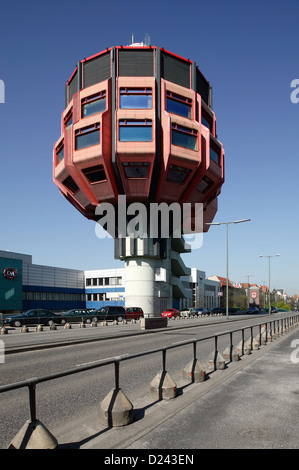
[62, 175, 79, 194]
[166, 91, 192, 119]
[210, 145, 220, 165]
[82, 91, 106, 118]
[166, 165, 191, 183]
[55, 141, 64, 165]
[120, 88, 152, 109]
[171, 123, 198, 151]
[82, 165, 107, 183]
[119, 119, 152, 142]
[123, 162, 150, 178]
[75, 123, 100, 150]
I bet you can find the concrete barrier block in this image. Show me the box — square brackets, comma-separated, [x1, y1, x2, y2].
[261, 331, 267, 345]
[183, 359, 206, 383]
[0, 327, 8, 335]
[20, 325, 28, 333]
[207, 351, 226, 370]
[150, 370, 177, 400]
[35, 324, 43, 332]
[49, 324, 57, 331]
[91, 321, 97, 327]
[140, 317, 167, 330]
[98, 388, 133, 427]
[244, 339, 252, 355]
[8, 419, 58, 449]
[64, 322, 71, 329]
[79, 322, 85, 328]
[252, 337, 260, 350]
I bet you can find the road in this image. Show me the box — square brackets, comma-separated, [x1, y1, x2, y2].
[0, 313, 291, 448]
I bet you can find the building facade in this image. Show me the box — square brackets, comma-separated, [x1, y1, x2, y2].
[0, 250, 219, 314]
[0, 250, 85, 314]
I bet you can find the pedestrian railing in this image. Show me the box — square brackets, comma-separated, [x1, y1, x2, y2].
[1, 313, 298, 449]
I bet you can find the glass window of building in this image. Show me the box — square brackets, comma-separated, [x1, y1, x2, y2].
[56, 141, 64, 165]
[197, 175, 213, 193]
[123, 162, 150, 179]
[82, 165, 107, 183]
[64, 110, 73, 128]
[120, 88, 152, 109]
[82, 91, 106, 118]
[210, 145, 220, 165]
[201, 112, 212, 130]
[119, 119, 152, 142]
[166, 91, 192, 119]
[171, 123, 198, 151]
[75, 123, 100, 150]
[166, 164, 191, 183]
[62, 175, 79, 194]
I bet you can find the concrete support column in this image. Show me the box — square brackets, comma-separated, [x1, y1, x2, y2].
[125, 257, 161, 318]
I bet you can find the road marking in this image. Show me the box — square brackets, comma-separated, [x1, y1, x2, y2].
[75, 353, 129, 367]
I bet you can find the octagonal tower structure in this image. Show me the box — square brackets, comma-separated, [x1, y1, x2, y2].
[53, 42, 225, 318]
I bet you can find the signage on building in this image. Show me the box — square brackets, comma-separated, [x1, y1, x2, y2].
[251, 292, 257, 299]
[3, 268, 17, 279]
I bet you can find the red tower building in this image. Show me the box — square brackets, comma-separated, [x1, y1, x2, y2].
[53, 41, 225, 318]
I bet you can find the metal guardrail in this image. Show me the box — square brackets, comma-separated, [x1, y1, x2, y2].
[1, 312, 298, 448]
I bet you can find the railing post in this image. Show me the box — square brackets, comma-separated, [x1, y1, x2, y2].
[28, 382, 37, 423]
[114, 359, 120, 390]
[162, 348, 167, 372]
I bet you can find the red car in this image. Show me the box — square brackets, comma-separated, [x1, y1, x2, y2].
[125, 307, 144, 320]
[162, 308, 180, 318]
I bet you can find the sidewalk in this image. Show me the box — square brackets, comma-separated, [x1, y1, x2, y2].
[77, 327, 299, 450]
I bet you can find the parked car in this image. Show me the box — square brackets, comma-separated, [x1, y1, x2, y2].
[161, 308, 180, 318]
[4, 309, 62, 327]
[61, 309, 98, 325]
[210, 307, 225, 314]
[196, 307, 210, 315]
[271, 306, 278, 313]
[125, 307, 144, 320]
[246, 307, 260, 314]
[180, 308, 198, 318]
[92, 306, 126, 322]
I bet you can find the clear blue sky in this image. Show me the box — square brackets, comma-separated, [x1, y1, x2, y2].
[0, 0, 298, 295]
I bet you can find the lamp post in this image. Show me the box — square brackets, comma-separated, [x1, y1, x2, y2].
[258, 254, 280, 314]
[244, 274, 254, 309]
[206, 219, 251, 320]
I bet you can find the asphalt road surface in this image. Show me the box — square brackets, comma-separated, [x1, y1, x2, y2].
[0, 314, 291, 448]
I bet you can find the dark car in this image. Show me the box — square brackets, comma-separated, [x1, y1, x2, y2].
[4, 309, 62, 327]
[210, 307, 226, 314]
[92, 306, 126, 322]
[246, 307, 260, 314]
[125, 307, 144, 320]
[61, 309, 99, 325]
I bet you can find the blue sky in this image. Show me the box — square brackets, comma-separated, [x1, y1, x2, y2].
[0, 0, 298, 295]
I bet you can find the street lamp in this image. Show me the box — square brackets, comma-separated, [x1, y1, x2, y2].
[206, 219, 251, 320]
[258, 254, 280, 314]
[244, 274, 254, 309]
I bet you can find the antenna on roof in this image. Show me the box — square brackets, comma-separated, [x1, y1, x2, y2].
[144, 33, 150, 45]
[131, 33, 135, 44]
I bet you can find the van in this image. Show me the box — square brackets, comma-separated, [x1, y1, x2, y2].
[93, 306, 126, 322]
